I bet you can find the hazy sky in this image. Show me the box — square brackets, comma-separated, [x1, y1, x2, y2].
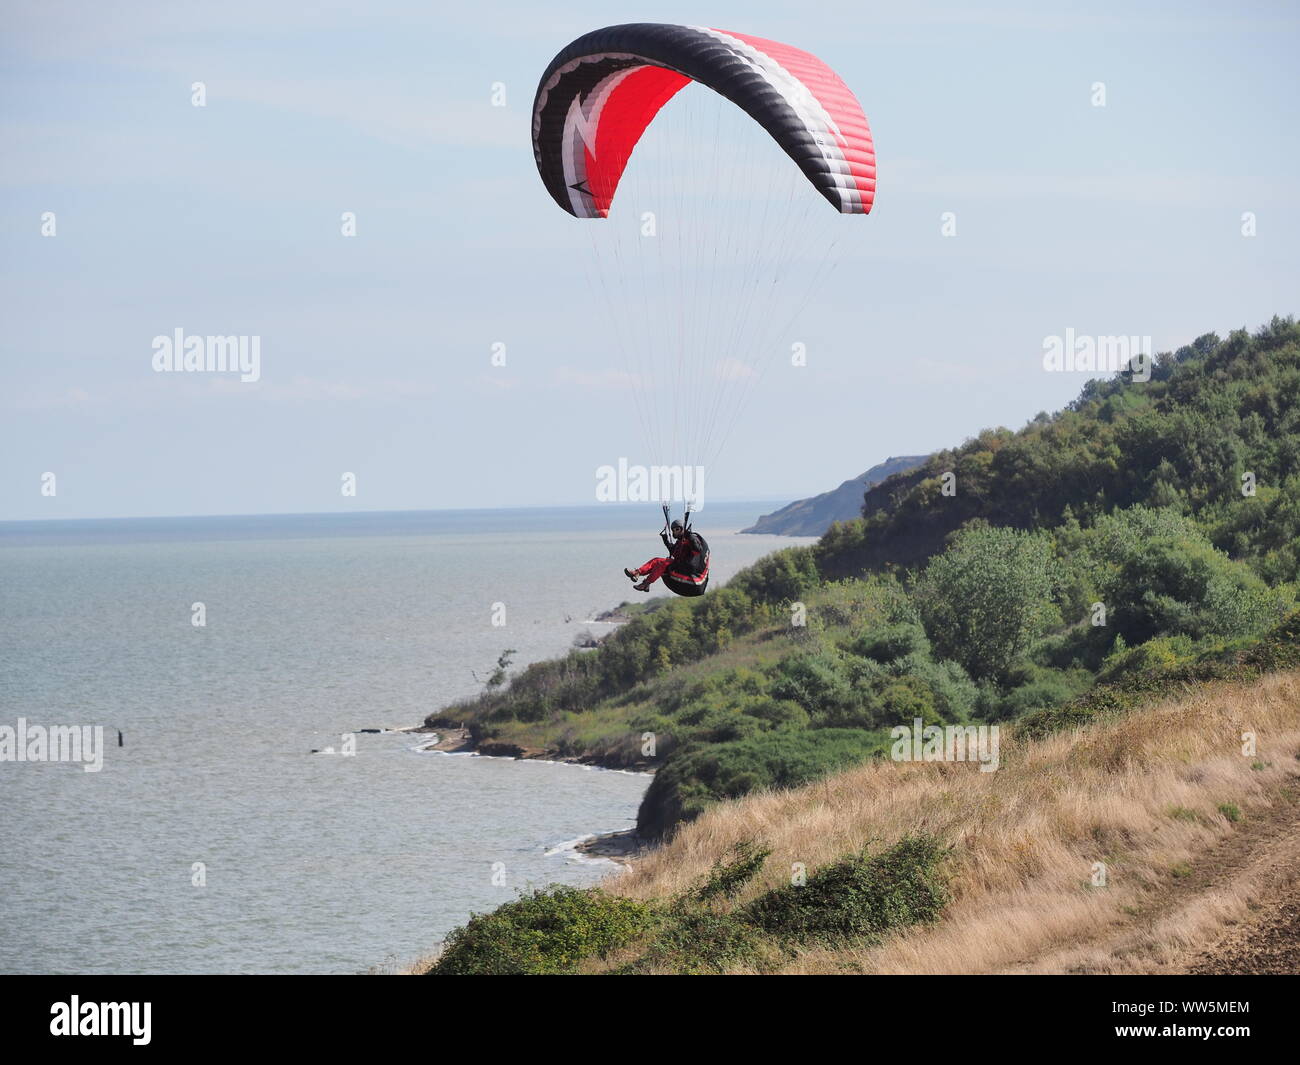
[3, 0, 1298, 520]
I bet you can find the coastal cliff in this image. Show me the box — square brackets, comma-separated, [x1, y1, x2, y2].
[740, 455, 927, 536]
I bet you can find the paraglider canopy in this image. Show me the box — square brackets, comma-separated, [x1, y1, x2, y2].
[532, 23, 875, 218]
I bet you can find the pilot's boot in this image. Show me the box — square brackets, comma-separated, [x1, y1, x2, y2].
[624, 567, 641, 581]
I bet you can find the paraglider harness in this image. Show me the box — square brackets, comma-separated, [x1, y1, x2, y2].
[660, 502, 710, 597]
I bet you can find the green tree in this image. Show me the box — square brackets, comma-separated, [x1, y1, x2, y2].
[1089, 508, 1284, 644]
[914, 526, 1061, 682]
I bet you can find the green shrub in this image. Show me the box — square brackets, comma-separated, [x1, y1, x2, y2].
[851, 622, 931, 663]
[892, 654, 979, 722]
[617, 836, 950, 973]
[979, 666, 1092, 722]
[1244, 608, 1300, 670]
[745, 834, 949, 944]
[866, 674, 939, 727]
[1097, 634, 1197, 683]
[768, 647, 856, 722]
[813, 574, 916, 629]
[741, 696, 811, 730]
[1030, 623, 1111, 672]
[1088, 507, 1287, 645]
[615, 908, 776, 975]
[636, 728, 889, 840]
[427, 886, 653, 975]
[694, 840, 771, 902]
[1019, 609, 1300, 739]
[731, 546, 821, 603]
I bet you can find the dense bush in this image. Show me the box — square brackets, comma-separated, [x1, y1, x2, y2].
[614, 908, 775, 975]
[1096, 634, 1197, 684]
[426, 886, 653, 975]
[1018, 608, 1300, 739]
[745, 834, 949, 944]
[624, 835, 951, 972]
[636, 729, 890, 839]
[850, 621, 931, 663]
[730, 545, 821, 602]
[1085, 506, 1289, 645]
[768, 646, 859, 723]
[979, 668, 1092, 721]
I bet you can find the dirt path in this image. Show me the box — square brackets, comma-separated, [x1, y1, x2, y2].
[1180, 792, 1300, 975]
[1003, 781, 1300, 974]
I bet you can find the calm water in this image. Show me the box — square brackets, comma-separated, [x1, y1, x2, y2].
[0, 504, 807, 973]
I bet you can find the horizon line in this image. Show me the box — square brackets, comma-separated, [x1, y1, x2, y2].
[0, 497, 800, 526]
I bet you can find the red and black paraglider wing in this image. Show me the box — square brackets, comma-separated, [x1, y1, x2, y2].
[532, 23, 876, 218]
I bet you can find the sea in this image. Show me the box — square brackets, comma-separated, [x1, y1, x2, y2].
[0, 503, 808, 973]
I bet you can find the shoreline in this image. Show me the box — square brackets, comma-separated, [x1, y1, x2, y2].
[413, 728, 654, 867]
[416, 726, 475, 754]
[416, 726, 656, 775]
[574, 829, 644, 865]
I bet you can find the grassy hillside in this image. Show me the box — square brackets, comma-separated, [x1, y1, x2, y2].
[427, 317, 1299, 846]
[421, 669, 1300, 974]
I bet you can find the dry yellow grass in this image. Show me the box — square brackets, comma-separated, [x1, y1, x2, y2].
[598, 670, 1300, 974]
